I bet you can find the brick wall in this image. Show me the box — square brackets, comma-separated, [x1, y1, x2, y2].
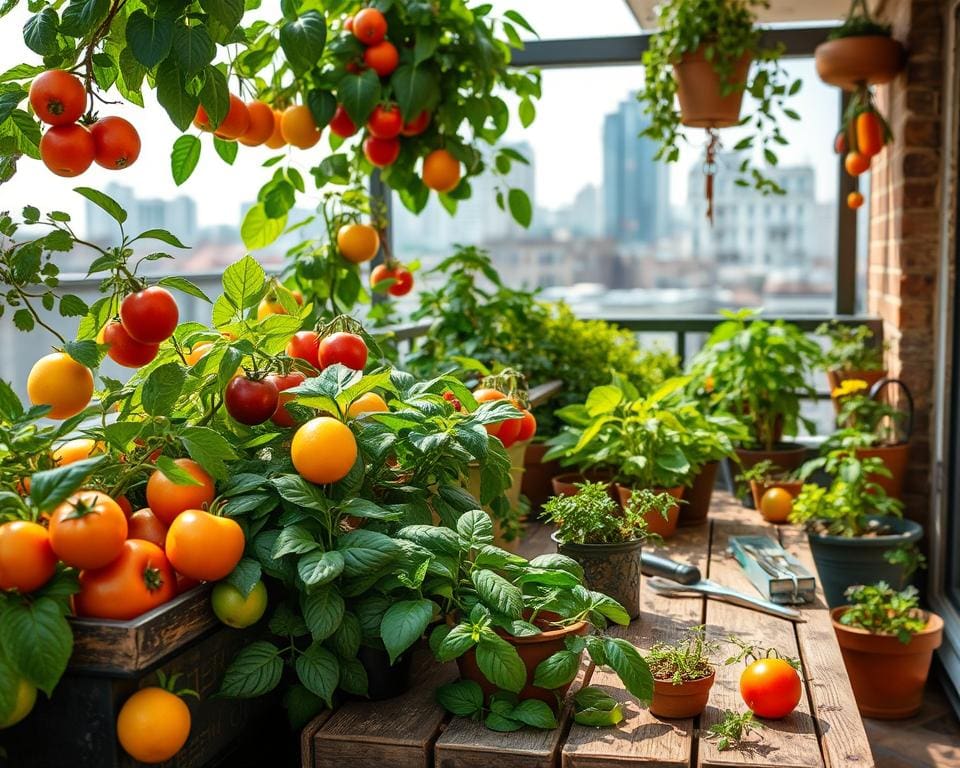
[869, 0, 945, 523]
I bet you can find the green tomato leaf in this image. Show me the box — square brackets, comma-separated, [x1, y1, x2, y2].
[0, 598, 72, 697]
[298, 550, 345, 588]
[380, 599, 434, 664]
[337, 69, 380, 127]
[280, 11, 327, 74]
[171, 22, 215, 78]
[241, 203, 286, 250]
[171, 135, 201, 186]
[29, 456, 106, 513]
[294, 641, 339, 707]
[219, 641, 283, 698]
[435, 679, 483, 717]
[301, 585, 344, 640]
[126, 10, 174, 68]
[142, 362, 186, 416]
[476, 634, 525, 693]
[23, 8, 59, 57]
[456, 508, 494, 549]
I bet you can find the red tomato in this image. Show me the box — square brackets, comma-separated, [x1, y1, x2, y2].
[318, 332, 368, 371]
[0, 521, 57, 593]
[127, 509, 168, 549]
[117, 495, 133, 518]
[353, 8, 387, 45]
[370, 264, 414, 296]
[286, 331, 321, 370]
[473, 388, 507, 437]
[834, 131, 847, 155]
[363, 41, 399, 77]
[166, 510, 245, 582]
[516, 409, 537, 441]
[49, 490, 128, 570]
[75, 540, 177, 620]
[195, 94, 250, 139]
[29, 70, 86, 125]
[266, 371, 306, 428]
[363, 136, 400, 167]
[102, 321, 160, 368]
[366, 104, 402, 139]
[120, 287, 179, 344]
[740, 658, 802, 719]
[497, 417, 522, 448]
[224, 375, 279, 426]
[145, 458, 216, 526]
[90, 116, 141, 170]
[329, 105, 358, 138]
[401, 110, 431, 137]
[40, 124, 95, 177]
[344, 15, 354, 31]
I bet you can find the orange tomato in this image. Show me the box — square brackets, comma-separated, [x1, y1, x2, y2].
[27, 352, 94, 419]
[760, 487, 794, 523]
[856, 111, 885, 158]
[75, 539, 176, 620]
[847, 191, 864, 210]
[145, 459, 216, 526]
[422, 149, 461, 193]
[516, 409, 537, 442]
[127, 509, 168, 549]
[347, 392, 388, 418]
[337, 223, 380, 263]
[291, 417, 357, 484]
[49, 490, 128, 569]
[183, 342, 213, 366]
[353, 7, 387, 44]
[195, 94, 250, 139]
[740, 658, 802, 719]
[844, 151, 870, 177]
[53, 438, 103, 466]
[165, 510, 244, 582]
[264, 108, 287, 149]
[473, 388, 507, 438]
[238, 100, 275, 146]
[0, 521, 58, 593]
[280, 105, 321, 149]
[363, 40, 399, 76]
[117, 687, 191, 764]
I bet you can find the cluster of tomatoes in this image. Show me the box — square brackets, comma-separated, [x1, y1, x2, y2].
[469, 388, 538, 449]
[335, 222, 415, 296]
[30, 70, 141, 178]
[194, 94, 319, 150]
[836, 108, 889, 210]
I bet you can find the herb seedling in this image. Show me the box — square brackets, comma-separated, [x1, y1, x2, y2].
[648, 625, 718, 685]
[840, 582, 929, 643]
[705, 710, 764, 751]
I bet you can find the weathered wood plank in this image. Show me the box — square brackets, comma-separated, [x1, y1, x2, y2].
[699, 512, 824, 768]
[301, 710, 334, 768]
[312, 647, 458, 768]
[561, 521, 712, 767]
[529, 380, 563, 408]
[777, 526, 875, 768]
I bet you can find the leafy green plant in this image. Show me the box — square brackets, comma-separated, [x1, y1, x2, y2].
[790, 449, 903, 536]
[817, 322, 886, 373]
[424, 509, 653, 728]
[830, 387, 905, 447]
[827, 0, 892, 39]
[733, 458, 801, 499]
[648, 625, 717, 684]
[839, 583, 928, 643]
[543, 483, 672, 545]
[705, 710, 764, 751]
[638, 0, 801, 195]
[689, 310, 822, 451]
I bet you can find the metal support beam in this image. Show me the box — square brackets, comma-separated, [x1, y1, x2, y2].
[835, 90, 858, 315]
[368, 169, 392, 305]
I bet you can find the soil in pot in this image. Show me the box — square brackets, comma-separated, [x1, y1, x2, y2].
[650, 670, 716, 719]
[522, 442, 562, 514]
[832, 607, 943, 719]
[674, 47, 751, 128]
[456, 611, 589, 707]
[356, 644, 414, 701]
[681, 461, 719, 527]
[615, 485, 683, 538]
[808, 516, 924, 608]
[814, 36, 905, 91]
[856, 443, 909, 500]
[553, 533, 643, 620]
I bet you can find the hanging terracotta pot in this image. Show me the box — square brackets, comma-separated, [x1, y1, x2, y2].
[815, 36, 905, 92]
[856, 442, 909, 500]
[674, 47, 752, 128]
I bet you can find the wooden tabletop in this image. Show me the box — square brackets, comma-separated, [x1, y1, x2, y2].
[302, 493, 875, 768]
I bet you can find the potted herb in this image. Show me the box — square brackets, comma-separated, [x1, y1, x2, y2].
[638, 0, 802, 212]
[543, 484, 672, 619]
[815, 0, 905, 92]
[832, 583, 943, 719]
[421, 509, 653, 721]
[690, 310, 821, 473]
[789, 448, 922, 607]
[817, 322, 888, 400]
[736, 459, 804, 517]
[647, 626, 718, 719]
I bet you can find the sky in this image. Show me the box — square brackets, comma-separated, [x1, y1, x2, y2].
[0, 1, 840, 233]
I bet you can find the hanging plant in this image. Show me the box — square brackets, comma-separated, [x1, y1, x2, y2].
[637, 0, 801, 223]
[815, 0, 905, 92]
[833, 85, 893, 205]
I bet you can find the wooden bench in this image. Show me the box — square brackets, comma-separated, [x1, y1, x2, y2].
[302, 492, 875, 768]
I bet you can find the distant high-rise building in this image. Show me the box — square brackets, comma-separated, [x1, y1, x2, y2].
[85, 183, 197, 245]
[602, 99, 669, 244]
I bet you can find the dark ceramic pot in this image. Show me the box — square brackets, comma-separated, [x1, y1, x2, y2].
[553, 533, 643, 620]
[357, 644, 414, 701]
[681, 461, 719, 526]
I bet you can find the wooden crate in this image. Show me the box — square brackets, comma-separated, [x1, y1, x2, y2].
[1, 587, 274, 768]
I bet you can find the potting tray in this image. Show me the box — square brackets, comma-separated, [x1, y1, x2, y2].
[301, 492, 875, 768]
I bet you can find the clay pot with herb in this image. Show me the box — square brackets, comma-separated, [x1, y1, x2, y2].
[647, 626, 718, 719]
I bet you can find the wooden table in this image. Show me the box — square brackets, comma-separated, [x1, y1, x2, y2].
[301, 493, 875, 768]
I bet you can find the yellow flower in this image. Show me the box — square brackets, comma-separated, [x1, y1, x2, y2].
[831, 379, 868, 398]
[704, 375, 715, 393]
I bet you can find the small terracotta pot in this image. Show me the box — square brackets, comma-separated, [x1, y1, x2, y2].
[554, 534, 643, 620]
[856, 443, 909, 500]
[457, 611, 589, 707]
[551, 470, 616, 500]
[815, 36, 905, 91]
[832, 607, 943, 719]
[521, 442, 562, 514]
[615, 485, 683, 538]
[674, 47, 752, 128]
[650, 670, 716, 719]
[680, 461, 719, 527]
[749, 479, 805, 514]
[827, 369, 888, 414]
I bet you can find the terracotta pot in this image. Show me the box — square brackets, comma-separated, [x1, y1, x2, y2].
[826, 369, 888, 414]
[734, 443, 808, 507]
[550, 470, 616, 500]
[650, 670, 716, 719]
[674, 47, 752, 128]
[521, 442, 562, 514]
[856, 443, 909, 500]
[832, 607, 942, 719]
[615, 485, 683, 538]
[554, 534, 643, 620]
[815, 36, 905, 91]
[749, 479, 805, 513]
[456, 612, 589, 707]
[680, 461, 719, 527]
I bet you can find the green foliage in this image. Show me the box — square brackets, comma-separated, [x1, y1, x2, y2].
[572, 685, 624, 726]
[830, 383, 905, 448]
[647, 625, 716, 684]
[543, 482, 673, 545]
[689, 310, 822, 450]
[637, 0, 802, 195]
[840, 583, 928, 643]
[817, 322, 886, 374]
[828, 0, 892, 39]
[706, 710, 763, 751]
